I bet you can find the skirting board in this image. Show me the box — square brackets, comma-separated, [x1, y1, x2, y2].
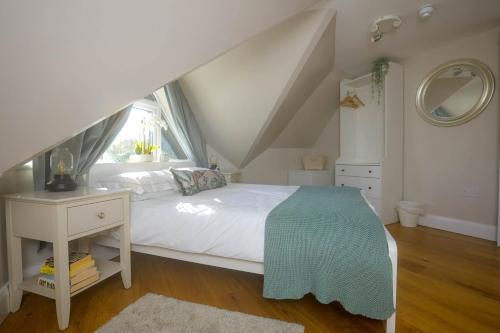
[419, 214, 497, 241]
[0, 283, 9, 325]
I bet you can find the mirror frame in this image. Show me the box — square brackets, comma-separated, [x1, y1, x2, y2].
[416, 58, 495, 127]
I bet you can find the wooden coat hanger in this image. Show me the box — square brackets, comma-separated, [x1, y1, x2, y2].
[340, 95, 359, 108]
[340, 90, 365, 109]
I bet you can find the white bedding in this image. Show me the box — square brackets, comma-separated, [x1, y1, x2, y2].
[127, 183, 298, 263]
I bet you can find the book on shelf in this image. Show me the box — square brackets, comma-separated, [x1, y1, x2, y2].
[39, 252, 94, 276]
[70, 259, 95, 278]
[37, 252, 100, 292]
[37, 274, 55, 290]
[70, 272, 100, 293]
[71, 266, 98, 285]
[38, 270, 100, 292]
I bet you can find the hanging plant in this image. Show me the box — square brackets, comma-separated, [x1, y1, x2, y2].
[371, 57, 390, 104]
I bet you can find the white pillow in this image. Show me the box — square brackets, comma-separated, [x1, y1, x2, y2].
[97, 169, 177, 201]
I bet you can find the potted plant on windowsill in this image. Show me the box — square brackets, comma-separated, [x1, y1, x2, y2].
[128, 142, 159, 163]
[128, 115, 167, 163]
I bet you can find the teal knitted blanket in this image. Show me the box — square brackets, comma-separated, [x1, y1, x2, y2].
[263, 186, 394, 320]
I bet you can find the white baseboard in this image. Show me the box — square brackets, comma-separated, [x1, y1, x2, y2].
[419, 214, 497, 241]
[0, 283, 9, 325]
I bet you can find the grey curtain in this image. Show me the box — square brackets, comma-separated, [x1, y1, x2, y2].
[33, 106, 132, 190]
[161, 127, 187, 160]
[164, 81, 208, 167]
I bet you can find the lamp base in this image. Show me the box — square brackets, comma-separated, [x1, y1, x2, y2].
[46, 174, 77, 192]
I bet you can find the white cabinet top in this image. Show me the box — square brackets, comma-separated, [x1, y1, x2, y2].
[4, 187, 129, 203]
[288, 169, 332, 173]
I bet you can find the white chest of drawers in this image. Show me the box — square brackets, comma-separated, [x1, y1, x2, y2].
[336, 164, 382, 215]
[4, 188, 131, 330]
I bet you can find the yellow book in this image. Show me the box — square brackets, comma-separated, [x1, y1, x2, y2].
[70, 272, 100, 293]
[39, 265, 55, 275]
[39, 252, 94, 276]
[69, 253, 92, 271]
[71, 266, 98, 285]
[69, 259, 95, 278]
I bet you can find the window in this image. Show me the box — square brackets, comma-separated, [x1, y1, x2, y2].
[99, 98, 187, 163]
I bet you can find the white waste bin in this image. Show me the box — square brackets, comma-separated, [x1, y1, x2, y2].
[397, 201, 424, 227]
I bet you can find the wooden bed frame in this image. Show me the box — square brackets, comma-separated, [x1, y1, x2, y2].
[89, 161, 398, 333]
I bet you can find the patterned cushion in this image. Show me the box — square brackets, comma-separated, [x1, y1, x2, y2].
[170, 169, 199, 196]
[192, 169, 227, 191]
[170, 168, 227, 196]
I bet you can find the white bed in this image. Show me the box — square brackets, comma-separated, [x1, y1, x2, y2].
[90, 163, 397, 333]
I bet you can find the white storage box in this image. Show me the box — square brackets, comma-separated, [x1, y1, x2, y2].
[302, 155, 327, 170]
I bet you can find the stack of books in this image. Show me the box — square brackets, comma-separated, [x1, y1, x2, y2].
[37, 252, 100, 293]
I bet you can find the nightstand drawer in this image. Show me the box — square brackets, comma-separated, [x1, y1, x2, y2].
[67, 199, 123, 236]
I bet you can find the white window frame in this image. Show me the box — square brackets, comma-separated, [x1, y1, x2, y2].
[130, 99, 163, 162]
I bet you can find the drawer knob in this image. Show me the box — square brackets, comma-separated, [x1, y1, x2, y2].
[341, 169, 345, 172]
[368, 170, 372, 173]
[368, 186, 372, 190]
[97, 212, 106, 219]
[341, 184, 344, 187]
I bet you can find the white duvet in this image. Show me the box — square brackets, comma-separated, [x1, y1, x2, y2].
[128, 183, 298, 263]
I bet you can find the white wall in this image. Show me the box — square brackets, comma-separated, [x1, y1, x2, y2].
[0, 0, 318, 174]
[208, 145, 311, 185]
[272, 69, 344, 148]
[242, 148, 312, 185]
[205, 67, 343, 185]
[180, 9, 334, 169]
[206, 145, 238, 172]
[403, 28, 499, 228]
[312, 109, 341, 170]
[0, 168, 38, 287]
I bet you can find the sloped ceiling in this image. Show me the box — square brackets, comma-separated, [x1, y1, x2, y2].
[329, 0, 500, 75]
[181, 8, 335, 168]
[272, 68, 346, 148]
[243, 17, 336, 165]
[0, 0, 319, 174]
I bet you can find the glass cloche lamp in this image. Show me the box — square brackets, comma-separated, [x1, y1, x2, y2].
[46, 147, 77, 192]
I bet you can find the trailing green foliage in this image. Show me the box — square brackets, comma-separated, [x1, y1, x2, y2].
[371, 57, 390, 104]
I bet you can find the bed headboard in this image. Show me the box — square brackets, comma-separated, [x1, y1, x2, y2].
[88, 160, 196, 186]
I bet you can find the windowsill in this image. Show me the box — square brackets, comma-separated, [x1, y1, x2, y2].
[96, 159, 191, 166]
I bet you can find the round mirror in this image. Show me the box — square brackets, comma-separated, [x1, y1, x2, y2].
[416, 59, 495, 126]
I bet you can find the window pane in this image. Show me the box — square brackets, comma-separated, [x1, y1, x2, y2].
[99, 108, 153, 163]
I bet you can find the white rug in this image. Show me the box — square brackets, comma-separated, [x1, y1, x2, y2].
[96, 293, 304, 333]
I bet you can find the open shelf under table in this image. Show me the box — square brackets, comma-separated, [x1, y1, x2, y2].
[18, 259, 122, 299]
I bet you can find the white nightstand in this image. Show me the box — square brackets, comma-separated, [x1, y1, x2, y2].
[4, 188, 131, 330]
[222, 171, 242, 183]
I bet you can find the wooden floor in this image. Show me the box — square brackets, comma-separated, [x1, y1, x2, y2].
[1, 224, 499, 333]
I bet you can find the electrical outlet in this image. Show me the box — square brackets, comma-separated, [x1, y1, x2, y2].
[463, 187, 480, 198]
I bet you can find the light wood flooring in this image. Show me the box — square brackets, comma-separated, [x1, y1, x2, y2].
[1, 224, 499, 332]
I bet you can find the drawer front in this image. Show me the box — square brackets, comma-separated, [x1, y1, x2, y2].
[335, 164, 381, 178]
[336, 176, 381, 198]
[67, 199, 123, 236]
